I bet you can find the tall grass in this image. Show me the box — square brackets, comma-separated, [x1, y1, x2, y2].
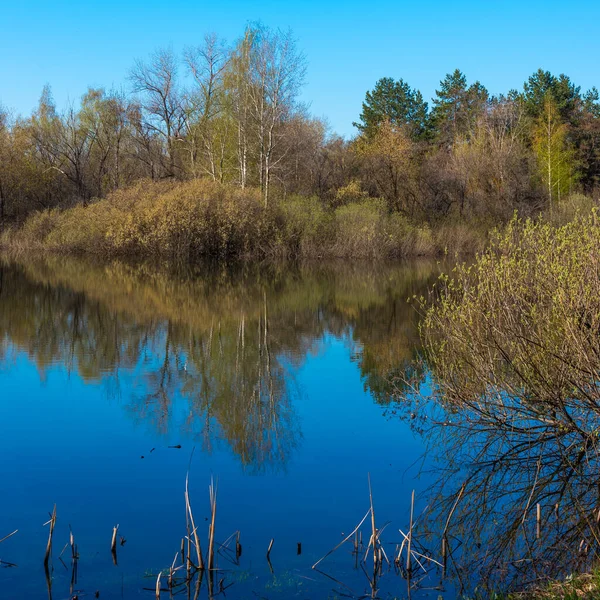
[1, 179, 489, 262]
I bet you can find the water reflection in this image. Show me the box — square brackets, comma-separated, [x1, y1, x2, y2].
[398, 370, 600, 594]
[0, 256, 439, 473]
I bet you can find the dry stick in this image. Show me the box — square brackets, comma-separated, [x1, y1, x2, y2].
[185, 472, 204, 570]
[536, 503, 541, 540]
[111, 524, 119, 566]
[0, 530, 17, 544]
[397, 529, 440, 573]
[368, 474, 377, 569]
[193, 569, 202, 600]
[266, 541, 274, 576]
[111, 524, 119, 553]
[155, 571, 161, 599]
[58, 542, 70, 559]
[236, 531, 242, 561]
[169, 552, 179, 588]
[69, 527, 75, 560]
[44, 505, 57, 568]
[441, 536, 446, 572]
[266, 538, 274, 560]
[312, 509, 371, 569]
[45, 560, 53, 600]
[441, 482, 466, 575]
[406, 490, 415, 574]
[207, 477, 217, 571]
[185, 516, 192, 576]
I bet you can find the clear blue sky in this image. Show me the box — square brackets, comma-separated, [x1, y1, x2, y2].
[1, 0, 599, 138]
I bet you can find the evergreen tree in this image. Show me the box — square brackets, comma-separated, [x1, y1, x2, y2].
[354, 77, 429, 140]
[430, 69, 488, 145]
[575, 87, 600, 191]
[522, 69, 581, 123]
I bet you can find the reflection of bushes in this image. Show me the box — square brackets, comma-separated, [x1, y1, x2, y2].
[0, 255, 440, 470]
[2, 179, 487, 260]
[413, 213, 600, 591]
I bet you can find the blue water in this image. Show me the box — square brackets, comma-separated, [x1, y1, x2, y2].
[0, 258, 446, 599]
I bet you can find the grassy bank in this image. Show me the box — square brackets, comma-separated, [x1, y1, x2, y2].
[0, 179, 488, 262]
[512, 571, 600, 599]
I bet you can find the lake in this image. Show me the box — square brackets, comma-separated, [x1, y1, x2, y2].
[0, 256, 452, 599]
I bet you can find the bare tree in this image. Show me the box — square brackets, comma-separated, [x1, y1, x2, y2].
[183, 34, 231, 180]
[248, 26, 307, 205]
[129, 48, 185, 177]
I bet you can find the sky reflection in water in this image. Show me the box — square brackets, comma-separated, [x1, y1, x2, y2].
[0, 257, 443, 599]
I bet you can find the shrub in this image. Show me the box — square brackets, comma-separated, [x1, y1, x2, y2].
[415, 213, 600, 586]
[332, 199, 389, 258]
[330, 179, 368, 208]
[2, 178, 493, 261]
[279, 195, 334, 257]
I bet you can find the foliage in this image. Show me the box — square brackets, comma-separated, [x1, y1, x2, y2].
[353, 77, 429, 140]
[532, 95, 578, 207]
[5, 41, 600, 253]
[330, 179, 368, 208]
[2, 179, 486, 260]
[430, 69, 489, 144]
[414, 213, 600, 589]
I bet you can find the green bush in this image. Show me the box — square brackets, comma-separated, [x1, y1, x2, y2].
[280, 195, 334, 257]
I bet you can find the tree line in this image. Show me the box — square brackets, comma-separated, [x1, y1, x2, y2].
[352, 69, 600, 221]
[0, 24, 317, 221]
[1, 24, 600, 227]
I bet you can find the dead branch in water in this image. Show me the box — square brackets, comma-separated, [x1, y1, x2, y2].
[0, 530, 17, 544]
[43, 505, 57, 568]
[312, 509, 371, 569]
[207, 477, 217, 571]
[111, 524, 119, 565]
[185, 449, 205, 571]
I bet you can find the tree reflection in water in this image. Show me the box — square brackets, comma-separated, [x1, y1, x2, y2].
[0, 255, 440, 474]
[399, 371, 600, 594]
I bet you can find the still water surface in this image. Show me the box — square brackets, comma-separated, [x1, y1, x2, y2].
[0, 257, 445, 599]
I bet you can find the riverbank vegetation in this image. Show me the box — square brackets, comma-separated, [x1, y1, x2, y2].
[411, 214, 600, 593]
[0, 178, 480, 259]
[1, 24, 600, 260]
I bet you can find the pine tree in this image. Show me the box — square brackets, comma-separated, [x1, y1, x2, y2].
[430, 69, 488, 145]
[354, 77, 429, 140]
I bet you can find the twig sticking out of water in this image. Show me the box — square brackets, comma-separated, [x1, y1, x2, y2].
[69, 526, 77, 561]
[441, 482, 466, 575]
[407, 490, 414, 574]
[185, 452, 205, 570]
[368, 474, 378, 570]
[111, 524, 119, 565]
[207, 477, 217, 571]
[44, 505, 57, 568]
[266, 538, 275, 574]
[236, 531, 242, 560]
[312, 509, 371, 569]
[155, 571, 161, 599]
[168, 552, 179, 589]
[0, 530, 17, 544]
